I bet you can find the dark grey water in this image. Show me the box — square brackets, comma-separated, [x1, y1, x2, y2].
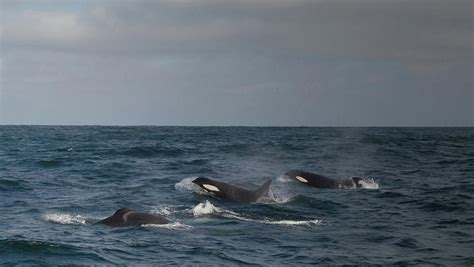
[0, 126, 473, 265]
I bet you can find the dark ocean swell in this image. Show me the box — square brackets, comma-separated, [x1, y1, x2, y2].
[0, 126, 473, 265]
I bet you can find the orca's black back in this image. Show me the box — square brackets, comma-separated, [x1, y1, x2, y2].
[286, 170, 339, 188]
[96, 211, 168, 227]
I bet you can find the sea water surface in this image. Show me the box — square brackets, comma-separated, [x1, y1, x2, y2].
[0, 126, 473, 265]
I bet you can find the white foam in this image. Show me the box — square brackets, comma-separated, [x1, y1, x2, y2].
[143, 222, 192, 230]
[155, 206, 173, 216]
[192, 200, 222, 216]
[42, 212, 89, 225]
[151, 204, 192, 217]
[358, 177, 379, 189]
[191, 201, 246, 220]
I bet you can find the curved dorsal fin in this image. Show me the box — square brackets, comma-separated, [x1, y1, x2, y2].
[255, 179, 272, 197]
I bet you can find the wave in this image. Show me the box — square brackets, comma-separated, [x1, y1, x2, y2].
[0, 179, 30, 192]
[120, 146, 183, 158]
[0, 238, 116, 265]
[36, 159, 62, 168]
[0, 239, 63, 249]
[0, 239, 76, 254]
[192, 201, 321, 227]
[375, 191, 406, 198]
[420, 201, 467, 212]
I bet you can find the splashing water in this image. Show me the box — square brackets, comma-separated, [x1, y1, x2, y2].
[192, 200, 222, 216]
[358, 177, 379, 189]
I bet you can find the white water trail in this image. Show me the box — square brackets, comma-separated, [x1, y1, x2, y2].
[143, 222, 192, 230]
[261, 219, 321, 226]
[191, 201, 321, 227]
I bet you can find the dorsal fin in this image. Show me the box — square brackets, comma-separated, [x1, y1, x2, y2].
[114, 208, 131, 216]
[255, 179, 272, 197]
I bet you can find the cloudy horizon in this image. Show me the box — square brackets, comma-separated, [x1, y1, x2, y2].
[1, 0, 473, 126]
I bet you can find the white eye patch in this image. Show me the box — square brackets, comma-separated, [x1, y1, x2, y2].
[202, 184, 220, 192]
[295, 176, 308, 183]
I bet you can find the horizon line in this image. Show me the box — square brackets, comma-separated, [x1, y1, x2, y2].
[0, 124, 472, 128]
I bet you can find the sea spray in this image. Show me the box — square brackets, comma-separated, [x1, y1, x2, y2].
[174, 177, 197, 191]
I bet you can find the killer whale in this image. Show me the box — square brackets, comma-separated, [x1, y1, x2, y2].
[95, 208, 169, 227]
[285, 170, 363, 189]
[192, 177, 272, 203]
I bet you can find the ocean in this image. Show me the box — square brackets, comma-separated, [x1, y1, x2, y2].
[0, 126, 472, 265]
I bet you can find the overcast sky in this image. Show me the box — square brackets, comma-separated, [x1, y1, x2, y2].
[1, 0, 472, 126]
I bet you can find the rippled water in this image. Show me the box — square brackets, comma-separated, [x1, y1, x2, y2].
[0, 126, 473, 265]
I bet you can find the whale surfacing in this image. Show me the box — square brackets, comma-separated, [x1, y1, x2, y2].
[285, 170, 363, 189]
[96, 208, 169, 227]
[192, 177, 272, 203]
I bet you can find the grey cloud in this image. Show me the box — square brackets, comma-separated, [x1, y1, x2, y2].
[3, 0, 472, 65]
[1, 0, 472, 126]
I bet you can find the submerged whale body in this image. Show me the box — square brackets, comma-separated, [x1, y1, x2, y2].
[285, 170, 363, 189]
[96, 208, 169, 227]
[192, 177, 272, 203]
